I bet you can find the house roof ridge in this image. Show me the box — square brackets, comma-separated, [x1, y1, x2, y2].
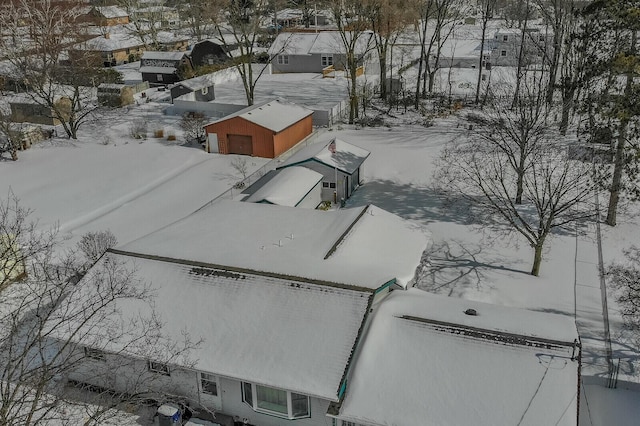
[107, 248, 375, 294]
[397, 314, 580, 353]
[324, 205, 370, 260]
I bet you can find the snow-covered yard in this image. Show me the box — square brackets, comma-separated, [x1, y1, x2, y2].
[2, 90, 639, 423]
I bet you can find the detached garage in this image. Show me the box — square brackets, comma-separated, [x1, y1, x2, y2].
[204, 100, 313, 158]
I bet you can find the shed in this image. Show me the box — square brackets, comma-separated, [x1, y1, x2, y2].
[203, 100, 313, 158]
[242, 167, 323, 208]
[189, 40, 229, 67]
[170, 74, 216, 103]
[277, 138, 370, 203]
[140, 51, 190, 86]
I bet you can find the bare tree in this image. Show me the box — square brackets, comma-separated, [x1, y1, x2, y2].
[422, 0, 465, 96]
[231, 156, 249, 179]
[467, 77, 549, 204]
[0, 194, 200, 425]
[330, 0, 375, 123]
[434, 125, 595, 276]
[178, 0, 217, 41]
[365, 0, 415, 100]
[607, 246, 640, 348]
[0, 0, 103, 139]
[77, 230, 118, 269]
[180, 112, 208, 144]
[208, 0, 274, 106]
[117, 0, 162, 49]
[475, 0, 496, 105]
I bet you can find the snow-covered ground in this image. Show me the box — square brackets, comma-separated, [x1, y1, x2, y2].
[2, 97, 639, 423]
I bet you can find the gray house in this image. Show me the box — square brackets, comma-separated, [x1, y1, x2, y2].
[170, 74, 216, 103]
[277, 138, 370, 203]
[268, 31, 374, 74]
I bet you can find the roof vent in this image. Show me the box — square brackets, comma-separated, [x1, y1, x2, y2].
[464, 308, 478, 316]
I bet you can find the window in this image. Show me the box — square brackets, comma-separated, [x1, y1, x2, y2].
[200, 372, 218, 395]
[322, 182, 336, 189]
[148, 360, 170, 376]
[539, 35, 545, 42]
[321, 54, 333, 67]
[84, 347, 105, 361]
[277, 55, 289, 65]
[242, 382, 310, 419]
[500, 50, 507, 57]
[502, 35, 508, 41]
[157, 74, 163, 81]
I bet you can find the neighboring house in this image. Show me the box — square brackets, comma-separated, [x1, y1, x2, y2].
[189, 40, 228, 68]
[140, 51, 190, 86]
[97, 82, 149, 107]
[9, 94, 70, 126]
[54, 201, 430, 426]
[134, 6, 180, 28]
[0, 235, 26, 286]
[242, 167, 323, 208]
[490, 27, 552, 67]
[277, 138, 369, 203]
[169, 74, 215, 103]
[86, 6, 130, 26]
[156, 31, 190, 52]
[268, 31, 374, 74]
[204, 100, 313, 158]
[69, 33, 145, 67]
[331, 288, 581, 426]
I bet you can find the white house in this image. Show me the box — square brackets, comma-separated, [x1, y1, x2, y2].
[331, 288, 581, 426]
[53, 201, 431, 425]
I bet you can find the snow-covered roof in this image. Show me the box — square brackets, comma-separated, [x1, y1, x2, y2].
[139, 66, 177, 74]
[244, 167, 323, 206]
[207, 99, 313, 133]
[121, 201, 430, 290]
[175, 73, 216, 91]
[93, 6, 128, 19]
[141, 51, 186, 61]
[268, 31, 374, 56]
[337, 288, 580, 426]
[75, 33, 143, 52]
[279, 138, 370, 175]
[58, 251, 372, 401]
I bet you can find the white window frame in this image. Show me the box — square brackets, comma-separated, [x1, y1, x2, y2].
[241, 382, 310, 419]
[277, 55, 289, 65]
[500, 50, 507, 57]
[84, 347, 106, 361]
[502, 35, 508, 41]
[321, 54, 333, 67]
[148, 360, 170, 376]
[157, 74, 163, 81]
[199, 372, 218, 396]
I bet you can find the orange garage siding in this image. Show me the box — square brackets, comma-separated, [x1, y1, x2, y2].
[273, 115, 313, 157]
[204, 114, 313, 159]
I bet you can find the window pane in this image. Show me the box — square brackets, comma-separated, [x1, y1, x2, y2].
[242, 382, 253, 406]
[201, 373, 217, 395]
[291, 392, 309, 417]
[256, 385, 288, 415]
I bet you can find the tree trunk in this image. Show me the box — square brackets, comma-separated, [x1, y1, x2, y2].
[475, 6, 489, 105]
[559, 84, 575, 136]
[606, 31, 636, 226]
[531, 240, 544, 276]
[606, 118, 628, 226]
[379, 47, 388, 100]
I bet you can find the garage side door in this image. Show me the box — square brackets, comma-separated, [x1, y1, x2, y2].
[227, 134, 253, 155]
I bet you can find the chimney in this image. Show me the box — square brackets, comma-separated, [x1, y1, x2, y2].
[104, 32, 110, 39]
